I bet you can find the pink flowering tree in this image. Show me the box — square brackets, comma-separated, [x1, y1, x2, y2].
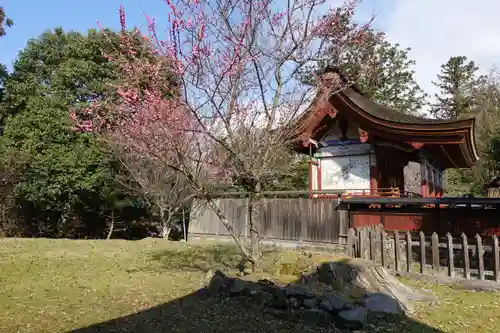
[72, 0, 376, 266]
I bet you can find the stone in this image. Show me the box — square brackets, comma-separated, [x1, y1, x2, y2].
[316, 262, 337, 285]
[255, 290, 273, 305]
[269, 290, 288, 309]
[282, 285, 315, 299]
[286, 297, 302, 310]
[324, 292, 349, 311]
[319, 299, 334, 312]
[207, 273, 227, 295]
[302, 297, 318, 309]
[229, 278, 248, 295]
[337, 306, 368, 329]
[363, 292, 403, 315]
[298, 309, 332, 327]
[258, 279, 281, 294]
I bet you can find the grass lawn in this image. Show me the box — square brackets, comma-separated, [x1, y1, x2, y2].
[0, 238, 499, 333]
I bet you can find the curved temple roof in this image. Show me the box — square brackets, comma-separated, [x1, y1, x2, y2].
[295, 68, 479, 169]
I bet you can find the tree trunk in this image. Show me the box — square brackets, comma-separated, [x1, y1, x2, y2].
[106, 210, 115, 240]
[317, 259, 435, 313]
[248, 182, 261, 271]
[204, 194, 253, 264]
[159, 209, 171, 239]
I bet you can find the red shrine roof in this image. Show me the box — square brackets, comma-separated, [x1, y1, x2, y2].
[294, 67, 479, 169]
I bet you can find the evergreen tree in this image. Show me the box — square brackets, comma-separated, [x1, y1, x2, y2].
[0, 6, 12, 103]
[0, 28, 149, 237]
[302, 27, 427, 115]
[430, 56, 484, 120]
[431, 56, 495, 196]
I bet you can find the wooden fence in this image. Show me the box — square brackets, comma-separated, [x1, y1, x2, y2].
[347, 225, 500, 282]
[189, 198, 348, 244]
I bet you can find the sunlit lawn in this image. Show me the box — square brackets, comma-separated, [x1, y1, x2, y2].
[0, 238, 499, 333]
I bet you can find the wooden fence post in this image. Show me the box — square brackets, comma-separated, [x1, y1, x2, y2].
[475, 234, 485, 280]
[370, 229, 378, 262]
[394, 231, 401, 271]
[446, 233, 454, 278]
[347, 228, 356, 257]
[406, 231, 412, 272]
[431, 232, 440, 272]
[380, 230, 387, 268]
[461, 233, 470, 279]
[357, 229, 365, 259]
[419, 231, 426, 274]
[493, 235, 499, 283]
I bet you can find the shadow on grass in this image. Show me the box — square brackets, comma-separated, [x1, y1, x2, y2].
[126, 243, 282, 275]
[67, 260, 445, 333]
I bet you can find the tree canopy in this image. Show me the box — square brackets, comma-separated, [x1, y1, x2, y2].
[0, 28, 148, 237]
[302, 20, 426, 115]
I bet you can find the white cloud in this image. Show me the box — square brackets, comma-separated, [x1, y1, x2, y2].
[385, 0, 500, 100]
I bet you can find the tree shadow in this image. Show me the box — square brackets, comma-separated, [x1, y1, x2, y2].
[126, 243, 280, 274]
[67, 260, 445, 333]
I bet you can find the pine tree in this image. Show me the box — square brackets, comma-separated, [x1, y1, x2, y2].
[302, 28, 427, 115]
[430, 56, 484, 120]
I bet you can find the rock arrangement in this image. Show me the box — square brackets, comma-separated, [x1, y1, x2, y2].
[207, 270, 406, 330]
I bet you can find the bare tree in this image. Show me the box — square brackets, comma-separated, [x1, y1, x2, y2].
[112, 142, 194, 239]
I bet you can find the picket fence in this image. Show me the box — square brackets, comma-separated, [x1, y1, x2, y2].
[346, 225, 500, 282]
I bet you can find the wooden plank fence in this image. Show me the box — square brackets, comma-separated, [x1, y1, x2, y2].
[189, 198, 349, 244]
[347, 225, 500, 282]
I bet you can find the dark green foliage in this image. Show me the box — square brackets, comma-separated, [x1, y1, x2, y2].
[430, 56, 485, 120]
[0, 28, 149, 238]
[302, 28, 426, 115]
[433, 56, 497, 196]
[0, 6, 13, 37]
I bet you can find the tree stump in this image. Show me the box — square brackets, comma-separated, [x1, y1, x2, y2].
[317, 258, 434, 313]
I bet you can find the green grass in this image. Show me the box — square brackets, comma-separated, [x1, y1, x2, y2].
[0, 238, 499, 333]
[401, 278, 500, 333]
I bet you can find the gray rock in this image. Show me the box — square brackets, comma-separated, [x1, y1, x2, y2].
[229, 278, 248, 295]
[258, 279, 281, 294]
[319, 299, 334, 312]
[269, 290, 288, 309]
[302, 297, 318, 309]
[298, 309, 332, 327]
[286, 297, 302, 310]
[255, 290, 273, 305]
[207, 274, 227, 295]
[324, 292, 349, 311]
[316, 262, 338, 285]
[337, 306, 368, 329]
[363, 292, 403, 315]
[282, 285, 315, 299]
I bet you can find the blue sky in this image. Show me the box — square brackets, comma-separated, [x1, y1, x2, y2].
[0, 0, 390, 71]
[0, 0, 173, 69]
[1, 0, 498, 98]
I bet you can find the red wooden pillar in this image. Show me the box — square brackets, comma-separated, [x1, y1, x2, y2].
[308, 161, 313, 193]
[317, 159, 322, 191]
[428, 166, 435, 198]
[370, 165, 378, 194]
[421, 163, 428, 197]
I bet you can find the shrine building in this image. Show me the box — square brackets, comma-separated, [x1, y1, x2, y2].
[294, 68, 479, 198]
